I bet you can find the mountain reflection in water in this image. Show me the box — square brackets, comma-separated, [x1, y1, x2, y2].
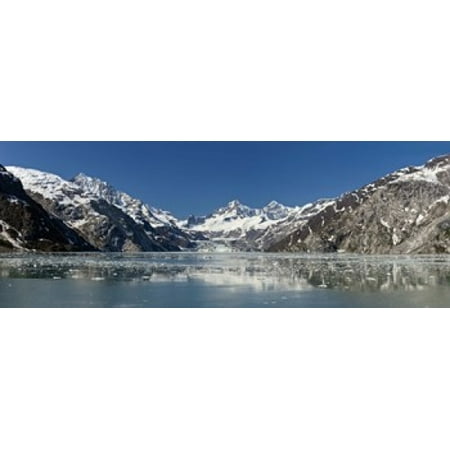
[0, 253, 449, 307]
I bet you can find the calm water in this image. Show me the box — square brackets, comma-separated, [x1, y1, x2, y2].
[0, 253, 449, 308]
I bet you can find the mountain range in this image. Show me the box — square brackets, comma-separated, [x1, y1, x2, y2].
[1, 154, 449, 254]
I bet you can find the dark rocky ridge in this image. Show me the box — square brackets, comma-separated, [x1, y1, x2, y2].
[0, 166, 95, 252]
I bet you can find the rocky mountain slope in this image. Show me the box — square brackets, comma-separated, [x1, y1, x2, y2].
[269, 155, 450, 254]
[71, 173, 181, 229]
[6, 167, 196, 252]
[0, 166, 94, 252]
[70, 173, 199, 249]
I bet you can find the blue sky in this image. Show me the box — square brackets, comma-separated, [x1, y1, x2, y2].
[1, 142, 449, 217]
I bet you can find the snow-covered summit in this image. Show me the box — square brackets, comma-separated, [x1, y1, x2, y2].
[71, 173, 179, 228]
[262, 200, 294, 220]
[391, 154, 450, 185]
[7, 166, 89, 206]
[184, 199, 294, 234]
[6, 167, 192, 252]
[361, 154, 450, 190]
[71, 173, 117, 202]
[212, 199, 294, 220]
[214, 200, 258, 219]
[7, 167, 181, 232]
[178, 197, 338, 251]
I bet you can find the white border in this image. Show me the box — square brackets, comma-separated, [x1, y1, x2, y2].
[1, 310, 449, 450]
[1, 1, 450, 449]
[0, 0, 449, 141]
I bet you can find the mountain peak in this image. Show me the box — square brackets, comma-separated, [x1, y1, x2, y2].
[71, 172, 118, 202]
[219, 199, 254, 215]
[264, 200, 289, 211]
[262, 200, 292, 220]
[425, 154, 450, 169]
[227, 199, 243, 208]
[72, 172, 109, 188]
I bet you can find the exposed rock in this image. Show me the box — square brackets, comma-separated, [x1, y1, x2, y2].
[7, 167, 191, 252]
[269, 155, 450, 254]
[0, 165, 95, 252]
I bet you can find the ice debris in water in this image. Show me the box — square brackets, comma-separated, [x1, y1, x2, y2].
[0, 253, 449, 293]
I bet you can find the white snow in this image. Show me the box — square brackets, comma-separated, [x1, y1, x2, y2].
[6, 168, 182, 239]
[0, 220, 23, 249]
[389, 163, 448, 185]
[6, 166, 84, 202]
[186, 200, 295, 236]
[428, 195, 450, 208]
[415, 214, 425, 226]
[392, 231, 401, 246]
[182, 197, 337, 251]
[71, 173, 179, 228]
[8, 154, 447, 254]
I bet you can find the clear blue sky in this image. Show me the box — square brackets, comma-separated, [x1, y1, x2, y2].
[1, 142, 449, 217]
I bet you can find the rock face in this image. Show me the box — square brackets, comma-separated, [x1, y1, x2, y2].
[0, 166, 94, 252]
[269, 155, 450, 254]
[71, 173, 198, 250]
[6, 167, 196, 252]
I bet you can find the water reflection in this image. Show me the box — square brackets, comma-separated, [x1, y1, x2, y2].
[0, 253, 449, 293]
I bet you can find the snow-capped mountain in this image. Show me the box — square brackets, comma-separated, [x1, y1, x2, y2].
[71, 174, 180, 229]
[183, 200, 292, 234]
[0, 165, 94, 252]
[180, 199, 334, 251]
[262, 200, 295, 220]
[270, 155, 450, 254]
[254, 198, 337, 250]
[71, 173, 198, 250]
[6, 167, 194, 252]
[182, 154, 450, 254]
[3, 153, 450, 254]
